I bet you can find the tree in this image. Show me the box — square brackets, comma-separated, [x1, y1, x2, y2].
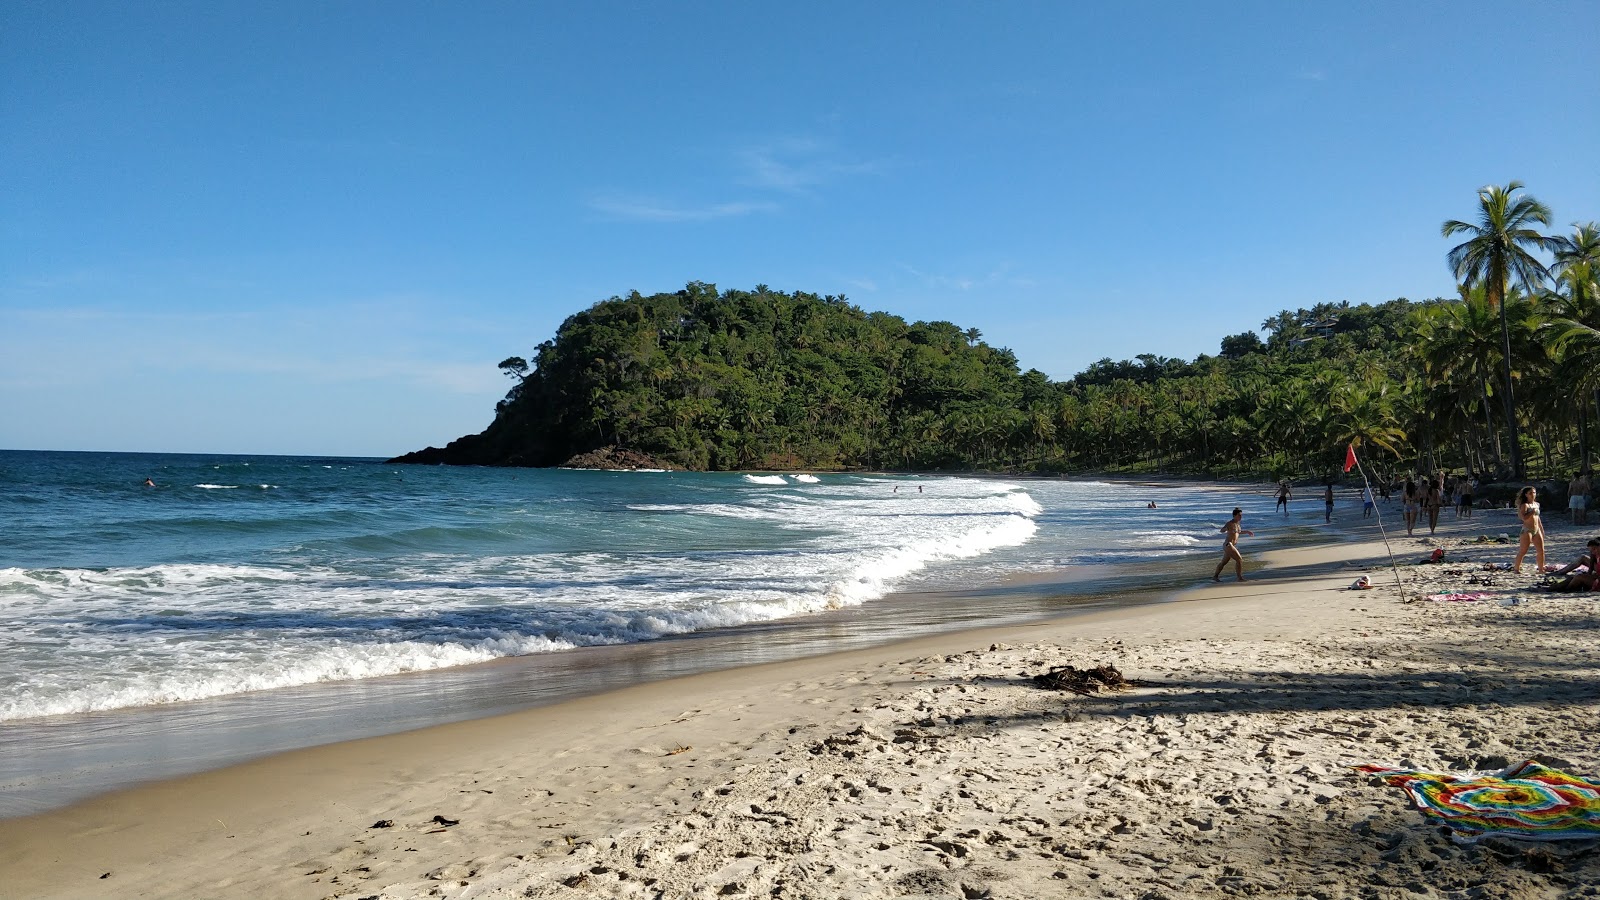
[1551, 222, 1600, 277]
[1441, 181, 1555, 478]
[497, 356, 530, 379]
[1219, 331, 1266, 359]
[1542, 258, 1600, 469]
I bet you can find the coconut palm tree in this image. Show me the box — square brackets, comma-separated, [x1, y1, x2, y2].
[1441, 181, 1555, 478]
[1542, 259, 1600, 469]
[1551, 222, 1600, 277]
[1412, 287, 1518, 470]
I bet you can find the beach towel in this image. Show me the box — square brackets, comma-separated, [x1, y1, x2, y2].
[1425, 592, 1492, 602]
[1357, 760, 1600, 843]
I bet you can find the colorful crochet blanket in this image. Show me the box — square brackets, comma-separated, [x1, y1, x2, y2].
[1358, 760, 1600, 842]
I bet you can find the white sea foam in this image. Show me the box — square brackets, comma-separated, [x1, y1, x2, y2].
[0, 471, 1076, 721]
[1125, 530, 1207, 547]
[790, 474, 820, 483]
[195, 484, 239, 489]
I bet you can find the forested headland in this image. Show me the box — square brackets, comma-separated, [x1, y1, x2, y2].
[394, 184, 1598, 482]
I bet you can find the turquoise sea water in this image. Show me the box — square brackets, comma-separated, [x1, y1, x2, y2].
[0, 450, 1310, 723]
[1, 449, 1328, 814]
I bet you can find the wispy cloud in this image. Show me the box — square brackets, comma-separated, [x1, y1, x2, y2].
[1294, 68, 1329, 82]
[0, 302, 508, 395]
[586, 135, 885, 224]
[588, 192, 778, 223]
[899, 262, 1029, 292]
[735, 137, 884, 194]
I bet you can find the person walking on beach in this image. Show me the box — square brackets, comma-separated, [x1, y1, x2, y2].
[1402, 478, 1420, 536]
[1424, 477, 1443, 535]
[1275, 481, 1291, 516]
[1212, 507, 1254, 582]
[1323, 483, 1334, 523]
[1512, 486, 1546, 574]
[1361, 486, 1374, 518]
[1570, 470, 1592, 526]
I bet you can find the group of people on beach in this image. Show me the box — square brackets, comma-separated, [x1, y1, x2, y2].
[1396, 472, 1474, 536]
[1223, 470, 1597, 588]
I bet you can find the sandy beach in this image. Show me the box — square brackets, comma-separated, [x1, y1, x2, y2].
[3, 506, 1598, 899]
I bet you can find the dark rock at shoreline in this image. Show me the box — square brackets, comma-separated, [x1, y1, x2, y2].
[559, 448, 682, 471]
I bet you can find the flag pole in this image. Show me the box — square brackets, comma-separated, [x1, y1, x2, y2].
[1346, 444, 1409, 603]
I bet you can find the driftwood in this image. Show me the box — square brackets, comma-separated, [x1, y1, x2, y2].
[1032, 664, 1132, 696]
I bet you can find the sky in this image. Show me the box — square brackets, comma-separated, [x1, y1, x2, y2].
[3, 1, 1597, 457]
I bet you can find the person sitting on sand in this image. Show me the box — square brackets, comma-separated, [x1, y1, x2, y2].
[1512, 486, 1546, 574]
[1547, 538, 1600, 592]
[1212, 508, 1254, 582]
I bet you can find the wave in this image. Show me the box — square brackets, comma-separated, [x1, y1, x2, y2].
[195, 484, 240, 489]
[1, 472, 1052, 721]
[0, 508, 1042, 720]
[790, 474, 820, 483]
[1123, 530, 1208, 547]
[0, 631, 580, 720]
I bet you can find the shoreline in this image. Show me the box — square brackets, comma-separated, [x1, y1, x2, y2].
[4, 511, 1596, 897]
[0, 475, 1298, 819]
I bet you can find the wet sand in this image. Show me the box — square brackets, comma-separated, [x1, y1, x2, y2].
[0, 557, 1186, 819]
[2, 508, 1597, 898]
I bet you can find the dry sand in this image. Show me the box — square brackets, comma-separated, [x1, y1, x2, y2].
[2, 508, 1598, 899]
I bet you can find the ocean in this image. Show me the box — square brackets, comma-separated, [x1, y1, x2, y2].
[0, 449, 1319, 814]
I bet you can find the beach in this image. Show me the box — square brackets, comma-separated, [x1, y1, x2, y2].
[2, 507, 1597, 899]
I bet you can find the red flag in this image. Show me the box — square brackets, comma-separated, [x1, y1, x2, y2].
[1343, 444, 1358, 473]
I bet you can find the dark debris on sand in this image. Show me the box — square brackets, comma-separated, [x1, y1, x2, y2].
[1031, 664, 1133, 695]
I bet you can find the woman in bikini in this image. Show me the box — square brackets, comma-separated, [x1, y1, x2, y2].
[1402, 478, 1420, 536]
[1512, 486, 1546, 574]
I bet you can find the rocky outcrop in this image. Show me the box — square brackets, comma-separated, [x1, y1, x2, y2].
[558, 448, 681, 471]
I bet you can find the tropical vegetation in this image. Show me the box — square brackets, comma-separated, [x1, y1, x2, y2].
[395, 184, 1597, 482]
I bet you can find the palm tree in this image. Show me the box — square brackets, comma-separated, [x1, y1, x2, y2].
[1441, 181, 1555, 478]
[1542, 259, 1600, 469]
[1412, 287, 1515, 471]
[1330, 379, 1407, 459]
[1551, 222, 1600, 277]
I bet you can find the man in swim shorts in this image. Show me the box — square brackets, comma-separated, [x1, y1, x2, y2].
[1570, 470, 1592, 526]
[1212, 507, 1254, 582]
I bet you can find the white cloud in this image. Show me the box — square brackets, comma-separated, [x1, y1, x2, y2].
[587, 192, 778, 222]
[735, 137, 884, 193]
[898, 262, 1023, 292]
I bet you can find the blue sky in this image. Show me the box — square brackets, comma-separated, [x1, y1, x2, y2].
[3, 1, 1596, 457]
